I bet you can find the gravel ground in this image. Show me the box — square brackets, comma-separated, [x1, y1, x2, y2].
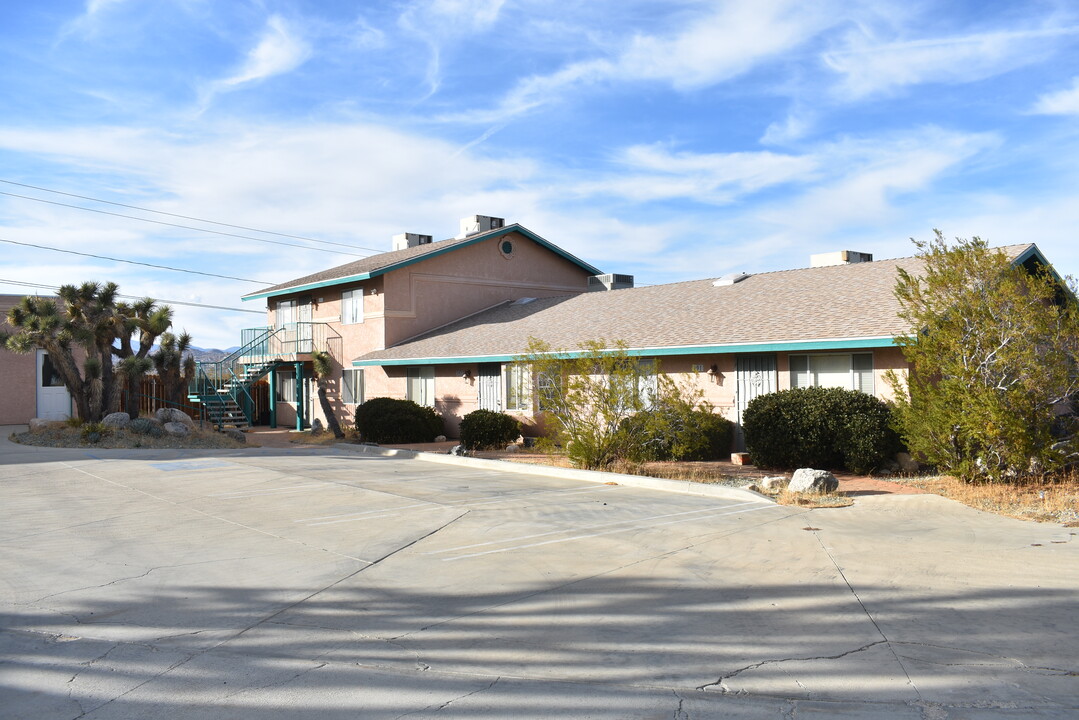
[10, 422, 245, 450]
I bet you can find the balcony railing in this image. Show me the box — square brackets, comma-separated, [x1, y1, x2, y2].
[239, 322, 342, 363]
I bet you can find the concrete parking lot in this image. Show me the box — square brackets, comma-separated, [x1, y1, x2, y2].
[1, 427, 1077, 719]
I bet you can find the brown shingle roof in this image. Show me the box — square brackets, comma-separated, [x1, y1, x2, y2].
[354, 244, 1036, 364]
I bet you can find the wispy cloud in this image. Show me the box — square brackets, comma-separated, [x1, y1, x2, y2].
[398, 0, 507, 97]
[1031, 76, 1079, 115]
[199, 15, 310, 111]
[823, 25, 1078, 100]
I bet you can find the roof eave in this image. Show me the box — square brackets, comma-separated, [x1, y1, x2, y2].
[352, 335, 900, 367]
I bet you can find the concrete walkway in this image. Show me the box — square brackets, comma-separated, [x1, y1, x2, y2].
[1, 426, 1076, 718]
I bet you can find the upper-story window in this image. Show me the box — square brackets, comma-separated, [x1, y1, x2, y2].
[790, 353, 874, 394]
[276, 299, 295, 328]
[342, 289, 363, 324]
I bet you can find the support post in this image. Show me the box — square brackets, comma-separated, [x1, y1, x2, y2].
[294, 361, 304, 431]
[269, 365, 277, 428]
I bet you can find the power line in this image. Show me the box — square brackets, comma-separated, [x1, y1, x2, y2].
[0, 178, 377, 251]
[0, 237, 273, 284]
[0, 189, 376, 257]
[0, 278, 265, 314]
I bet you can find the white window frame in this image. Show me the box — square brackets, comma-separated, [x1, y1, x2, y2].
[789, 353, 874, 394]
[342, 369, 365, 405]
[407, 366, 435, 407]
[275, 299, 295, 328]
[504, 363, 529, 412]
[341, 289, 363, 325]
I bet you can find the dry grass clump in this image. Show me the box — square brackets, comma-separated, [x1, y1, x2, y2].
[896, 474, 1079, 525]
[774, 489, 854, 508]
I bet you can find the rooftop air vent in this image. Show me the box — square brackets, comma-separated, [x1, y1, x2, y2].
[713, 272, 751, 287]
[392, 233, 433, 251]
[588, 274, 634, 292]
[810, 250, 873, 267]
[456, 214, 505, 239]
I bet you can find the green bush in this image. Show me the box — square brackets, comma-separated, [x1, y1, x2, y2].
[128, 417, 165, 438]
[80, 421, 108, 444]
[459, 409, 521, 450]
[742, 387, 901, 474]
[354, 397, 444, 444]
[619, 405, 733, 462]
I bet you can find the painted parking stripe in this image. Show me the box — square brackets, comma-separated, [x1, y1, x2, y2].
[211, 483, 327, 498]
[441, 505, 776, 561]
[427, 501, 759, 556]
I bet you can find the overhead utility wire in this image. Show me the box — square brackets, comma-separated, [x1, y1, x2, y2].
[0, 178, 378, 252]
[0, 190, 373, 258]
[0, 278, 264, 314]
[0, 237, 273, 284]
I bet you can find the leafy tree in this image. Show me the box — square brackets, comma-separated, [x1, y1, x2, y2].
[312, 350, 344, 438]
[2, 282, 173, 422]
[152, 331, 196, 407]
[516, 338, 720, 469]
[888, 233, 1079, 481]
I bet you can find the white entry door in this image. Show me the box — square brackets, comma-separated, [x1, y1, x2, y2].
[36, 350, 72, 420]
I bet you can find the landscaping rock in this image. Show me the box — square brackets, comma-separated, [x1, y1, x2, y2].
[789, 468, 838, 494]
[742, 482, 762, 493]
[102, 412, 130, 430]
[895, 452, 920, 473]
[163, 421, 190, 437]
[449, 444, 469, 456]
[760, 476, 789, 491]
[222, 428, 246, 443]
[28, 418, 51, 432]
[434, 435, 447, 442]
[156, 408, 194, 427]
[311, 418, 324, 434]
[504, 444, 519, 453]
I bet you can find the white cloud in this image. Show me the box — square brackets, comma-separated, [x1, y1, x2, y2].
[452, 0, 830, 123]
[200, 16, 310, 109]
[1031, 77, 1079, 115]
[823, 25, 1076, 100]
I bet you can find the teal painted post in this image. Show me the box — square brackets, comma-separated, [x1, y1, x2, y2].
[269, 366, 277, 428]
[294, 361, 304, 431]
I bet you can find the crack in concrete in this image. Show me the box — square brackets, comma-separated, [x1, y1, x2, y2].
[393, 676, 501, 718]
[696, 640, 888, 692]
[672, 690, 689, 719]
[221, 661, 328, 701]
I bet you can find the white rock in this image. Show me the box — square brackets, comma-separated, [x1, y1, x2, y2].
[155, 408, 194, 427]
[788, 468, 838, 494]
[760, 476, 789, 491]
[29, 418, 51, 432]
[102, 412, 130, 429]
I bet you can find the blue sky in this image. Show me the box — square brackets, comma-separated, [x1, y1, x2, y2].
[2, 0, 1079, 350]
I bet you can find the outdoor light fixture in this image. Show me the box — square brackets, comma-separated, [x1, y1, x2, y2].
[707, 364, 723, 384]
[461, 369, 472, 380]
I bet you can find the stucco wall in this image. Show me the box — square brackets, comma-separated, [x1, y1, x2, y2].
[0, 295, 46, 425]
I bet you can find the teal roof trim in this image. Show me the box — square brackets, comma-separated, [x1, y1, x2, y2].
[241, 224, 602, 302]
[352, 336, 899, 367]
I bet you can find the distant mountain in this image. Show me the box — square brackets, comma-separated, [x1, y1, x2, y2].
[186, 346, 234, 363]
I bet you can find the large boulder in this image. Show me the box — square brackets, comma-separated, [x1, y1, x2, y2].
[311, 418, 324, 434]
[788, 468, 838, 494]
[163, 421, 190, 437]
[28, 418, 51, 432]
[155, 408, 194, 427]
[102, 412, 130, 430]
[222, 428, 246, 444]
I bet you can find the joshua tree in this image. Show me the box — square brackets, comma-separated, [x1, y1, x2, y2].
[152, 331, 196, 407]
[311, 350, 344, 438]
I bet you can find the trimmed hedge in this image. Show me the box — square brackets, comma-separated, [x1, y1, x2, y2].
[619, 406, 734, 462]
[459, 409, 521, 450]
[354, 397, 444, 444]
[742, 387, 901, 474]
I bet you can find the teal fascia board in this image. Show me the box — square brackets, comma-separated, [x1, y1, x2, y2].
[353, 336, 899, 367]
[241, 225, 602, 303]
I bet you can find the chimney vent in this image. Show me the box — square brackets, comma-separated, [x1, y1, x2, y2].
[810, 250, 873, 267]
[588, 274, 634, 292]
[393, 233, 433, 251]
[456, 214, 505, 239]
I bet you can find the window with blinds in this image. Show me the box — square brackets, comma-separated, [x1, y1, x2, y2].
[341, 289, 363, 324]
[789, 353, 874, 394]
[407, 366, 435, 407]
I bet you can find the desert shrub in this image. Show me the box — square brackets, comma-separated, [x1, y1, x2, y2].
[743, 387, 901, 474]
[80, 421, 109, 444]
[459, 409, 520, 450]
[354, 397, 443, 444]
[619, 404, 733, 462]
[128, 417, 166, 438]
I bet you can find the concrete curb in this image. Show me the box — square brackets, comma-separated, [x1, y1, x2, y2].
[333, 442, 773, 504]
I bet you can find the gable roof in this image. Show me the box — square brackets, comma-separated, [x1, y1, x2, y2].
[242, 223, 602, 302]
[353, 243, 1041, 366]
